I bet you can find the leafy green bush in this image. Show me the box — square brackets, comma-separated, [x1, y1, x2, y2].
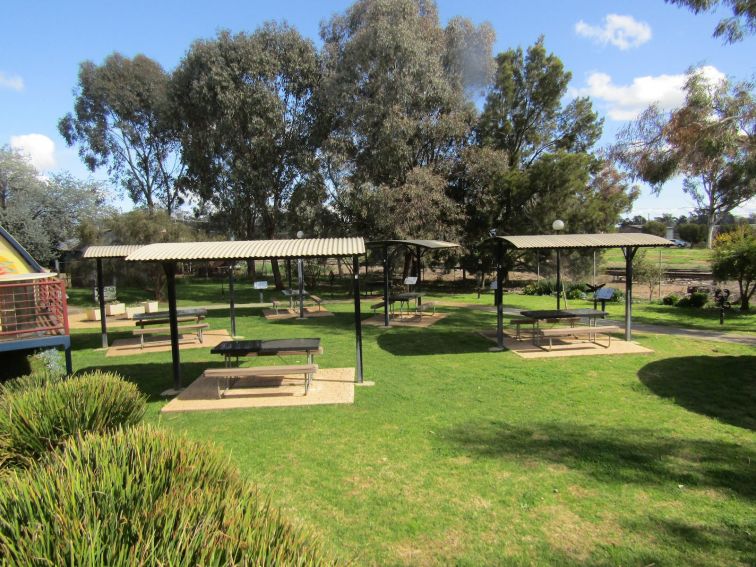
[0, 371, 145, 468]
[662, 293, 681, 306]
[0, 426, 328, 565]
[676, 292, 709, 308]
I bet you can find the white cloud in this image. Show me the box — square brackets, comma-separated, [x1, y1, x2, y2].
[10, 134, 57, 171]
[0, 72, 24, 91]
[575, 14, 652, 50]
[573, 65, 726, 121]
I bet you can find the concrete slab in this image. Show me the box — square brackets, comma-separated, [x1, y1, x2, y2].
[477, 329, 653, 359]
[106, 329, 232, 357]
[161, 367, 355, 413]
[262, 306, 335, 320]
[363, 313, 448, 328]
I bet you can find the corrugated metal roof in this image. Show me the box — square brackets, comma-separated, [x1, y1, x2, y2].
[496, 233, 674, 249]
[368, 239, 460, 249]
[124, 238, 366, 262]
[81, 245, 145, 259]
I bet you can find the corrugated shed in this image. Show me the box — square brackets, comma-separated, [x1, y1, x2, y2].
[124, 238, 366, 262]
[368, 239, 460, 249]
[81, 245, 145, 259]
[497, 233, 674, 249]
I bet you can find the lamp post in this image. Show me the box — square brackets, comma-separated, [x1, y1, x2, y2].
[296, 231, 305, 319]
[552, 219, 564, 310]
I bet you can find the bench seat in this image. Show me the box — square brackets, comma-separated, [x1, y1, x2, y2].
[416, 301, 437, 316]
[133, 323, 209, 348]
[536, 325, 621, 351]
[205, 364, 318, 397]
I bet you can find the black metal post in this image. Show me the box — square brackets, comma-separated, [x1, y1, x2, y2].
[623, 246, 637, 341]
[164, 262, 182, 390]
[96, 258, 108, 348]
[415, 245, 423, 307]
[228, 265, 236, 337]
[495, 240, 504, 349]
[352, 255, 364, 382]
[64, 343, 73, 375]
[556, 250, 561, 310]
[383, 244, 390, 327]
[298, 258, 305, 319]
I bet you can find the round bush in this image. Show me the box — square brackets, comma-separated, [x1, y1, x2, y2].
[0, 371, 145, 468]
[677, 292, 709, 309]
[662, 293, 680, 306]
[0, 426, 328, 566]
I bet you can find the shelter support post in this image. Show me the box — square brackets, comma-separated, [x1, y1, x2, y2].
[164, 262, 182, 391]
[383, 244, 390, 327]
[495, 240, 504, 349]
[415, 245, 423, 306]
[64, 344, 72, 375]
[353, 255, 364, 382]
[623, 246, 638, 341]
[298, 258, 305, 319]
[96, 258, 107, 348]
[228, 265, 236, 337]
[556, 250, 561, 310]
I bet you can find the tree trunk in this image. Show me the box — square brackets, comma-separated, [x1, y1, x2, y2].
[402, 251, 413, 279]
[272, 259, 283, 290]
[246, 259, 255, 278]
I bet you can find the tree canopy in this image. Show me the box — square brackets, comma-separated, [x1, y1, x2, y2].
[665, 0, 756, 43]
[613, 70, 755, 247]
[0, 147, 109, 264]
[59, 54, 184, 213]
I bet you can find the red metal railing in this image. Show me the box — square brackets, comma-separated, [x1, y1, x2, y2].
[0, 277, 69, 341]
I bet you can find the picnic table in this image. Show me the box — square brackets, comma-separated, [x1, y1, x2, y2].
[394, 292, 425, 316]
[519, 309, 618, 350]
[132, 308, 209, 348]
[208, 338, 322, 396]
[281, 288, 309, 308]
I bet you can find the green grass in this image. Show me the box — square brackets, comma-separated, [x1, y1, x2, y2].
[602, 247, 711, 270]
[67, 299, 755, 565]
[430, 291, 756, 334]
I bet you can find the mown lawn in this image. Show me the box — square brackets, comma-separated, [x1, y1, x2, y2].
[69, 299, 755, 566]
[602, 247, 711, 270]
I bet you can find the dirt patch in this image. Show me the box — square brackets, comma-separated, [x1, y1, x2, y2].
[393, 529, 465, 566]
[540, 505, 623, 562]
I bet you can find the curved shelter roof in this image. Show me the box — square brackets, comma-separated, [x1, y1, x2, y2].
[81, 245, 145, 259]
[368, 239, 460, 249]
[125, 238, 366, 262]
[495, 233, 673, 250]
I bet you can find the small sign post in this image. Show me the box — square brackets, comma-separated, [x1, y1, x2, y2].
[93, 285, 117, 303]
[254, 280, 268, 303]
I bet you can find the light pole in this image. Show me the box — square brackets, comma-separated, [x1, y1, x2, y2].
[552, 219, 564, 310]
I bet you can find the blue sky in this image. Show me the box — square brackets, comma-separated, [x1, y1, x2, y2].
[2, 0, 754, 218]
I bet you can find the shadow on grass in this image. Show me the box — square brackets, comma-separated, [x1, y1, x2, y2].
[638, 356, 756, 431]
[442, 421, 755, 500]
[377, 328, 489, 356]
[77, 361, 219, 402]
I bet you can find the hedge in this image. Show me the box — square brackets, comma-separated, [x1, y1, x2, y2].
[0, 425, 329, 566]
[0, 370, 145, 468]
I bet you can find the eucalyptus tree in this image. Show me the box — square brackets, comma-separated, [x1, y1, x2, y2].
[318, 0, 494, 240]
[59, 54, 184, 213]
[0, 147, 109, 263]
[613, 71, 755, 247]
[665, 0, 755, 43]
[171, 23, 322, 286]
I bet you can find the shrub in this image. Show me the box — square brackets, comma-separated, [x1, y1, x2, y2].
[0, 426, 328, 565]
[0, 370, 63, 396]
[0, 371, 145, 468]
[662, 293, 681, 306]
[676, 292, 709, 308]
